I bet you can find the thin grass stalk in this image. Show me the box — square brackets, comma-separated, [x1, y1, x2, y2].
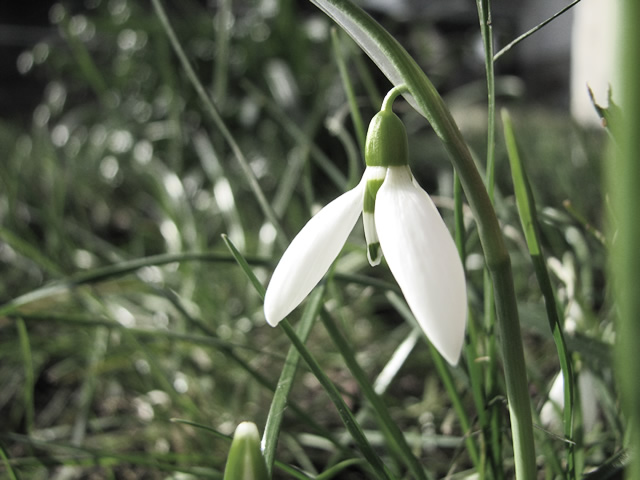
[331, 28, 367, 152]
[475, 0, 496, 201]
[493, 0, 584, 62]
[454, 172, 492, 477]
[213, 0, 232, 103]
[150, 0, 288, 249]
[502, 109, 576, 479]
[475, 4, 506, 475]
[353, 50, 382, 109]
[60, 13, 109, 100]
[304, 2, 536, 476]
[611, 0, 640, 479]
[0, 445, 19, 480]
[16, 319, 35, 435]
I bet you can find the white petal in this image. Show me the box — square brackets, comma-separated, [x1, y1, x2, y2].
[264, 180, 365, 326]
[375, 166, 467, 365]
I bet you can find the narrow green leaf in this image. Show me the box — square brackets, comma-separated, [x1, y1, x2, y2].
[262, 287, 325, 474]
[315, 458, 366, 480]
[16, 319, 35, 435]
[502, 109, 576, 478]
[222, 235, 266, 298]
[0, 445, 19, 480]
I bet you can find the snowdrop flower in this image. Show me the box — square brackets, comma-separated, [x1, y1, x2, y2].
[264, 92, 467, 365]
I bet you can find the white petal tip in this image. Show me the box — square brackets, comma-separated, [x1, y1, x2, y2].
[441, 344, 463, 366]
[367, 242, 382, 266]
[263, 301, 284, 327]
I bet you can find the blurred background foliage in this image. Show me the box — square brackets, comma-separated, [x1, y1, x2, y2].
[0, 0, 615, 478]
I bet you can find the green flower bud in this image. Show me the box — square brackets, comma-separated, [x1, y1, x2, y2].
[365, 109, 409, 168]
[223, 422, 270, 480]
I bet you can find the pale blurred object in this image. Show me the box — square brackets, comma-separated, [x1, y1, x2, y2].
[570, 0, 621, 127]
[540, 370, 598, 435]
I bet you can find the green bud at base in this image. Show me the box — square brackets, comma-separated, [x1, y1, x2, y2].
[223, 422, 270, 480]
[365, 110, 409, 168]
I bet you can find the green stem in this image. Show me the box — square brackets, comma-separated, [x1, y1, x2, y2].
[612, 0, 640, 479]
[17, 319, 35, 435]
[381, 84, 409, 112]
[476, 0, 496, 200]
[475, 2, 505, 476]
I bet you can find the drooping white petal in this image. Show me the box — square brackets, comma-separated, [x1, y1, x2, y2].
[264, 180, 366, 326]
[375, 166, 467, 365]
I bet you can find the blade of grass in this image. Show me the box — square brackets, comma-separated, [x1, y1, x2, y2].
[476, 0, 496, 201]
[0, 444, 19, 480]
[325, 108, 361, 190]
[212, 0, 232, 104]
[262, 287, 326, 474]
[193, 132, 246, 250]
[331, 28, 366, 152]
[59, 11, 109, 100]
[70, 325, 109, 446]
[502, 109, 576, 478]
[454, 172, 491, 478]
[16, 319, 35, 436]
[475, 0, 505, 475]
[3, 432, 219, 476]
[372, 327, 419, 396]
[0, 227, 62, 276]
